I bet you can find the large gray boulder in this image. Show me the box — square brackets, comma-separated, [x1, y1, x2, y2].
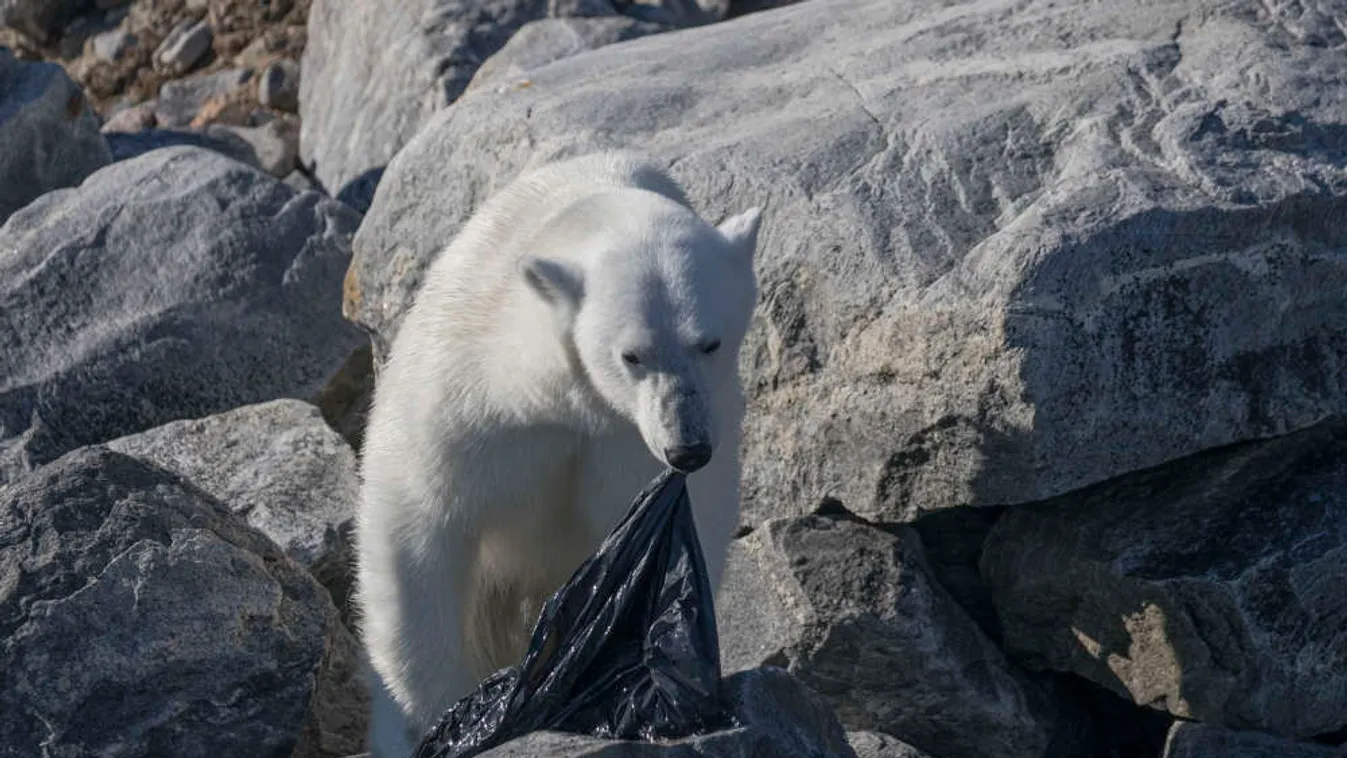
[0, 0, 88, 42]
[717, 513, 1064, 758]
[0, 447, 364, 757]
[104, 399, 360, 625]
[475, 668, 859, 757]
[981, 418, 1347, 738]
[298, 0, 554, 209]
[0, 47, 111, 225]
[345, 0, 1347, 527]
[0, 146, 364, 486]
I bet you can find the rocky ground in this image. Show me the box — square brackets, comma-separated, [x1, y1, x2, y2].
[2, 0, 1346, 756]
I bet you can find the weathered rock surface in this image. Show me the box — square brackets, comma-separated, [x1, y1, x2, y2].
[1162, 722, 1336, 758]
[718, 513, 1063, 758]
[475, 668, 859, 757]
[347, 0, 1347, 527]
[0, 146, 364, 486]
[104, 398, 359, 621]
[982, 418, 1347, 738]
[467, 15, 666, 92]
[846, 731, 934, 758]
[300, 0, 610, 206]
[218, 116, 299, 175]
[0, 447, 362, 757]
[0, 48, 111, 224]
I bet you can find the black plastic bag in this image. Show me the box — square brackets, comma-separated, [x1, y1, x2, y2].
[412, 468, 731, 758]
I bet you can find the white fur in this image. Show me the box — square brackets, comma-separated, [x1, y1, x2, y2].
[355, 152, 762, 756]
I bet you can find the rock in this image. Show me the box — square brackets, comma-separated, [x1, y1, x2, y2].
[299, 0, 554, 202]
[154, 66, 252, 127]
[1162, 723, 1335, 758]
[90, 26, 134, 61]
[312, 343, 375, 453]
[103, 398, 359, 616]
[104, 124, 262, 168]
[618, 0, 726, 26]
[153, 17, 212, 74]
[259, 57, 299, 111]
[847, 731, 934, 758]
[100, 101, 157, 131]
[0, 0, 86, 42]
[718, 514, 1063, 758]
[466, 16, 667, 93]
[216, 117, 299, 176]
[725, 0, 803, 15]
[476, 667, 859, 757]
[0, 146, 364, 486]
[0, 48, 111, 224]
[285, 166, 324, 194]
[981, 418, 1347, 738]
[346, 0, 1347, 528]
[0, 447, 362, 757]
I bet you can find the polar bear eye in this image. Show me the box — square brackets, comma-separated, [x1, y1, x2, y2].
[621, 351, 642, 367]
[699, 339, 721, 355]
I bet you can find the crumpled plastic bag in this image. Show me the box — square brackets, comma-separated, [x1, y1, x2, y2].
[412, 468, 731, 758]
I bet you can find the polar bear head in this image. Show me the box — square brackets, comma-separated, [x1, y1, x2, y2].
[522, 191, 761, 473]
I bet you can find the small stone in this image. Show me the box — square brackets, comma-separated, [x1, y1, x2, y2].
[90, 26, 134, 62]
[153, 18, 213, 74]
[100, 102, 157, 132]
[258, 58, 300, 112]
[154, 67, 251, 127]
[214, 117, 298, 177]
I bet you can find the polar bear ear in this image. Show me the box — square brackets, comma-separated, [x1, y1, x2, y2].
[522, 256, 585, 315]
[717, 206, 763, 259]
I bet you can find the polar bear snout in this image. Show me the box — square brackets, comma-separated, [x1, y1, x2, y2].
[665, 442, 713, 472]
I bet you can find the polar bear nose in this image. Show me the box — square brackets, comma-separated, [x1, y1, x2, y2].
[665, 443, 712, 473]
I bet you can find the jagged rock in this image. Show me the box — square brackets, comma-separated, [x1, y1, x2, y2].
[982, 418, 1347, 738]
[0, 48, 111, 224]
[475, 668, 859, 757]
[0, 146, 364, 486]
[258, 57, 299, 111]
[100, 101, 157, 131]
[467, 16, 666, 92]
[345, 0, 1347, 528]
[847, 731, 935, 758]
[153, 17, 212, 74]
[104, 398, 360, 623]
[0, 448, 363, 757]
[1162, 723, 1335, 758]
[717, 514, 1064, 758]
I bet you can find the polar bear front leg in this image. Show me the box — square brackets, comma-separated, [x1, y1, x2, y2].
[360, 520, 480, 749]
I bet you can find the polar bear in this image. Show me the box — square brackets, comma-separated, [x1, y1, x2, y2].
[355, 151, 762, 757]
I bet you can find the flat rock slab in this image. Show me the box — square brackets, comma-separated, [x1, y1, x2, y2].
[0, 48, 112, 225]
[475, 668, 859, 757]
[0, 448, 354, 757]
[347, 0, 1347, 527]
[1162, 723, 1336, 758]
[0, 146, 364, 486]
[982, 418, 1347, 738]
[717, 514, 1063, 758]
